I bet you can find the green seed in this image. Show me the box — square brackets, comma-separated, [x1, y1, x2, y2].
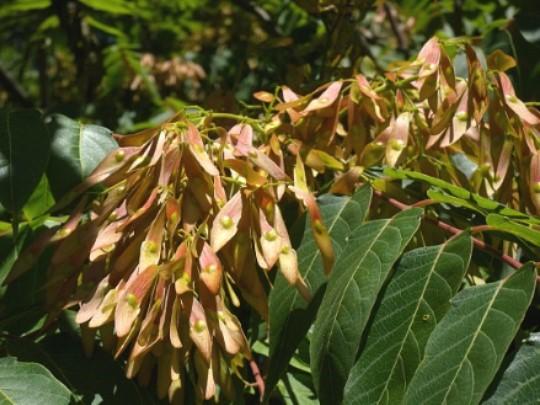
[205, 264, 217, 273]
[456, 111, 468, 122]
[126, 293, 138, 308]
[115, 150, 125, 162]
[264, 229, 278, 241]
[146, 241, 158, 254]
[220, 215, 234, 229]
[194, 320, 206, 333]
[389, 139, 405, 151]
[313, 220, 326, 234]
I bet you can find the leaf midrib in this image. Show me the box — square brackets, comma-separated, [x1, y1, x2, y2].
[374, 242, 446, 404]
[318, 218, 392, 375]
[275, 198, 352, 348]
[438, 280, 506, 404]
[0, 388, 15, 404]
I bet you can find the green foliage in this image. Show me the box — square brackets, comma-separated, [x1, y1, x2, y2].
[5, 333, 162, 404]
[0, 109, 50, 212]
[0, 356, 71, 405]
[310, 208, 423, 403]
[46, 114, 118, 198]
[343, 233, 472, 404]
[1, 1, 540, 404]
[405, 265, 536, 404]
[267, 185, 372, 395]
[484, 333, 540, 404]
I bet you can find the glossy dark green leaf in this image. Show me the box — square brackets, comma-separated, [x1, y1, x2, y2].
[0, 356, 71, 405]
[46, 114, 117, 198]
[22, 175, 55, 222]
[0, 227, 29, 287]
[310, 208, 423, 404]
[343, 233, 472, 404]
[0, 108, 51, 212]
[278, 372, 318, 405]
[266, 185, 372, 395]
[404, 264, 536, 405]
[483, 332, 540, 404]
[6, 333, 161, 404]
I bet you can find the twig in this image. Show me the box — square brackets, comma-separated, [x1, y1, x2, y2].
[373, 190, 524, 270]
[235, 0, 279, 37]
[383, 2, 409, 58]
[249, 357, 265, 401]
[0, 63, 33, 107]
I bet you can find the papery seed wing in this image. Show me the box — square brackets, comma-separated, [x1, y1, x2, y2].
[139, 208, 165, 271]
[384, 112, 410, 167]
[189, 298, 212, 362]
[211, 191, 243, 252]
[216, 308, 250, 357]
[90, 221, 123, 261]
[258, 209, 281, 269]
[194, 351, 216, 400]
[302, 81, 342, 113]
[115, 265, 158, 337]
[246, 147, 288, 180]
[289, 186, 335, 274]
[530, 152, 540, 212]
[159, 145, 181, 186]
[186, 123, 219, 176]
[199, 242, 223, 295]
[88, 288, 118, 328]
[499, 72, 540, 126]
[76, 277, 110, 324]
[278, 247, 311, 301]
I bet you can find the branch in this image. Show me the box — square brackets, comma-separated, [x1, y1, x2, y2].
[0, 63, 33, 107]
[373, 189, 524, 270]
[235, 0, 280, 37]
[383, 2, 409, 58]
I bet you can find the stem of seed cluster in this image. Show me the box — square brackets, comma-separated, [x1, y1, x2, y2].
[249, 357, 265, 401]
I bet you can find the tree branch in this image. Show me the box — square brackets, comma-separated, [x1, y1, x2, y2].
[0, 63, 33, 107]
[383, 2, 409, 58]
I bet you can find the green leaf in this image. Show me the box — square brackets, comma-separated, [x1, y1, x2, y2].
[0, 109, 51, 212]
[486, 214, 540, 247]
[404, 264, 536, 405]
[0, 228, 29, 287]
[0, 356, 71, 405]
[79, 0, 138, 15]
[343, 232, 472, 404]
[267, 185, 372, 395]
[427, 189, 480, 213]
[46, 114, 117, 198]
[483, 333, 540, 404]
[385, 168, 540, 225]
[310, 208, 423, 404]
[22, 175, 54, 222]
[6, 333, 161, 404]
[277, 372, 318, 405]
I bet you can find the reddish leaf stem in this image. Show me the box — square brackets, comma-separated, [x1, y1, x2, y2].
[373, 190, 524, 270]
[249, 357, 265, 401]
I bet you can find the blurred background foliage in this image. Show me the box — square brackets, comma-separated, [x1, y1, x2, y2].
[1, 0, 539, 133]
